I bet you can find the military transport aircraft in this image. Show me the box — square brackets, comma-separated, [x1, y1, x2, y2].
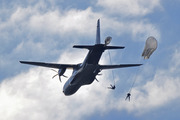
[20, 19, 142, 96]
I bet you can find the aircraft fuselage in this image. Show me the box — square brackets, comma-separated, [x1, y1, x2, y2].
[63, 44, 105, 95]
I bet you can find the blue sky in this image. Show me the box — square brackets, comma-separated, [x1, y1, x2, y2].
[1, 0, 180, 120]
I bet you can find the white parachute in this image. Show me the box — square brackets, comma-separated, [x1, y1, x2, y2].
[142, 36, 158, 59]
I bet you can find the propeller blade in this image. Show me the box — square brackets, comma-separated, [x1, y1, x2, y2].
[59, 75, 62, 82]
[51, 69, 67, 82]
[95, 77, 99, 82]
[52, 74, 58, 79]
[51, 69, 58, 73]
[97, 74, 102, 76]
[62, 75, 68, 78]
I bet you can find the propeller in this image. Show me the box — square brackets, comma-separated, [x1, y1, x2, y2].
[95, 77, 99, 82]
[51, 68, 67, 82]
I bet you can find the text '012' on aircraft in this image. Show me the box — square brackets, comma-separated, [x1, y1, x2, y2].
[20, 19, 142, 96]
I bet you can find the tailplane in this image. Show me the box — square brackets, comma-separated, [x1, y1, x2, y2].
[73, 44, 125, 50]
[73, 19, 125, 50]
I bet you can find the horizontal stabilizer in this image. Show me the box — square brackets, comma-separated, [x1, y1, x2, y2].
[73, 45, 94, 50]
[20, 61, 79, 69]
[104, 46, 125, 49]
[99, 64, 142, 70]
[73, 44, 125, 50]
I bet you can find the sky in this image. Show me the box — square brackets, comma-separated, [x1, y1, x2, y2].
[0, 0, 180, 120]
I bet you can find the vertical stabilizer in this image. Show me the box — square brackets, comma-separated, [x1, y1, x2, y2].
[96, 19, 101, 44]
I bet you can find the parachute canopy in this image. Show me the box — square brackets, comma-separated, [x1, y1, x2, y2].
[142, 36, 158, 59]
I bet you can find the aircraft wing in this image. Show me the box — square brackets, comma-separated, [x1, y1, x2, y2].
[99, 64, 142, 70]
[19, 61, 79, 69]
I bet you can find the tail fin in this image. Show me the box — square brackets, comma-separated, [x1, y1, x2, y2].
[96, 19, 101, 44]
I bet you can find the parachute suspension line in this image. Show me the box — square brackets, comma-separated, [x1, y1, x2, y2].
[108, 50, 115, 85]
[129, 58, 143, 93]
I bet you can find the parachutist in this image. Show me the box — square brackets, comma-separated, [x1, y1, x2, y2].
[107, 84, 115, 90]
[125, 93, 131, 101]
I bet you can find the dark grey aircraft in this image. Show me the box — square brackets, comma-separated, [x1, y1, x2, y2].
[20, 19, 142, 96]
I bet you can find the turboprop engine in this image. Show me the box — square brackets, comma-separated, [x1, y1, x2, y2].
[104, 36, 112, 46]
[51, 68, 67, 82]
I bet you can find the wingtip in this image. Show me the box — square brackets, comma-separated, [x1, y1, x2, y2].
[19, 61, 29, 64]
[19, 61, 26, 63]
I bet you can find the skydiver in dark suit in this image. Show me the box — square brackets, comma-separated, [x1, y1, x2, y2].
[107, 84, 115, 90]
[125, 93, 131, 101]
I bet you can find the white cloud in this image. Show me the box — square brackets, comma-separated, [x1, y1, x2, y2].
[0, 50, 113, 120]
[112, 46, 180, 115]
[0, 0, 161, 44]
[1, 42, 180, 120]
[0, 0, 171, 119]
[97, 0, 162, 16]
[100, 19, 160, 41]
[0, 2, 161, 79]
[28, 7, 101, 36]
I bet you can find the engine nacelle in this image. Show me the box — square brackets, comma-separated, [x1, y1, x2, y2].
[104, 36, 112, 46]
[58, 68, 66, 76]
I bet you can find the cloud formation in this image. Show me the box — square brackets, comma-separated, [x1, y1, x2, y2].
[0, 0, 161, 80]
[1, 42, 180, 120]
[97, 0, 162, 16]
[2, 0, 178, 120]
[0, 50, 112, 120]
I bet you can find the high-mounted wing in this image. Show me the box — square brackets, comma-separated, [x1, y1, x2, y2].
[99, 64, 142, 70]
[19, 61, 79, 69]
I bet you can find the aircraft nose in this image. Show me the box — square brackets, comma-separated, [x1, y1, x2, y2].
[62, 91, 66, 95]
[62, 89, 72, 96]
[62, 90, 68, 96]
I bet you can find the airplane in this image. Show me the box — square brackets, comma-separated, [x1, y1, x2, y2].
[20, 19, 142, 96]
